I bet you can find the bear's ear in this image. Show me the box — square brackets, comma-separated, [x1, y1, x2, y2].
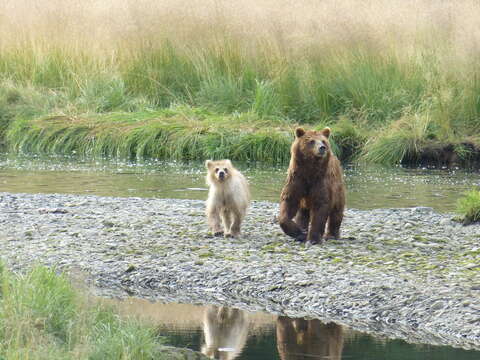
[205, 160, 213, 169]
[295, 127, 306, 138]
[321, 127, 331, 138]
[224, 159, 232, 168]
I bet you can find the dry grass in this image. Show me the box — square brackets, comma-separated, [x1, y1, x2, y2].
[1, 0, 480, 57]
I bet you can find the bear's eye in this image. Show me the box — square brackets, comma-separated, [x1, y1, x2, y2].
[224, 168, 228, 173]
[215, 168, 219, 173]
[309, 140, 316, 146]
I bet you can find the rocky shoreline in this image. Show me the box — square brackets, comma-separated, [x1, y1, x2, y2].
[0, 192, 479, 350]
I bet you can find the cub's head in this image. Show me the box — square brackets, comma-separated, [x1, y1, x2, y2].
[293, 127, 332, 160]
[205, 159, 233, 183]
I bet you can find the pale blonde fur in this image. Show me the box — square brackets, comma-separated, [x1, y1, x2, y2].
[201, 306, 249, 360]
[205, 159, 250, 237]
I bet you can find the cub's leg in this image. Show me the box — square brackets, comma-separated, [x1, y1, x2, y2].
[221, 208, 232, 235]
[226, 208, 243, 238]
[207, 205, 223, 236]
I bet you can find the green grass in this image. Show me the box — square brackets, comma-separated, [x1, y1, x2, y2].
[0, 35, 479, 165]
[0, 264, 168, 359]
[456, 189, 480, 225]
[5, 105, 295, 163]
[361, 112, 436, 165]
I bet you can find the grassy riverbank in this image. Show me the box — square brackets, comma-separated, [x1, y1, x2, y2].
[457, 189, 480, 224]
[0, 264, 179, 359]
[1, 1, 480, 165]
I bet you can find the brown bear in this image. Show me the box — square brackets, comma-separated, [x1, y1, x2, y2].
[276, 317, 344, 360]
[279, 127, 345, 245]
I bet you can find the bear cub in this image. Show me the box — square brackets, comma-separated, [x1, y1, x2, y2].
[279, 127, 345, 245]
[205, 159, 250, 238]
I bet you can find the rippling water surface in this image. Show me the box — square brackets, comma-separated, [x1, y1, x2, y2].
[1, 153, 479, 212]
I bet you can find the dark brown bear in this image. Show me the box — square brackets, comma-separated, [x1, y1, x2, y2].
[279, 127, 345, 245]
[276, 317, 344, 360]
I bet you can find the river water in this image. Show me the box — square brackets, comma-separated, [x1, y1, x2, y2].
[1, 154, 479, 212]
[1, 153, 480, 359]
[107, 300, 480, 360]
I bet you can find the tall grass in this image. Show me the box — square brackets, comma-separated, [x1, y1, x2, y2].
[1, 1, 480, 164]
[361, 111, 435, 165]
[6, 107, 295, 163]
[0, 264, 168, 359]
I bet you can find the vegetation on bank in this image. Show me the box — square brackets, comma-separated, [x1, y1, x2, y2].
[0, 264, 169, 359]
[456, 189, 480, 225]
[0, 1, 480, 165]
[5, 106, 368, 163]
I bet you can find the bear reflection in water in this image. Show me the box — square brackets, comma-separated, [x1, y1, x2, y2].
[276, 317, 344, 360]
[201, 306, 343, 360]
[201, 306, 249, 360]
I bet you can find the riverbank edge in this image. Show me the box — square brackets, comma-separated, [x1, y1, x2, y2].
[0, 192, 479, 351]
[3, 111, 480, 167]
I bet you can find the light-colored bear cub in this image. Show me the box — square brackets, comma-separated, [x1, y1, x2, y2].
[205, 159, 250, 238]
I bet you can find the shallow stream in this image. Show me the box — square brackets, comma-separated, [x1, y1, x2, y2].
[1, 154, 479, 212]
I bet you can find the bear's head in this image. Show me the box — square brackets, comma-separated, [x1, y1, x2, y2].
[205, 159, 234, 183]
[293, 127, 332, 160]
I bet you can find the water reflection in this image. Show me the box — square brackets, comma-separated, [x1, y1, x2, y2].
[276, 317, 343, 360]
[199, 307, 344, 360]
[202, 306, 249, 360]
[103, 299, 479, 359]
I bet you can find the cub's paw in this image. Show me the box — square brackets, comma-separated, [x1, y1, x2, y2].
[213, 231, 224, 237]
[225, 232, 239, 238]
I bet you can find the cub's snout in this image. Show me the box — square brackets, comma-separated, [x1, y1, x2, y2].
[217, 169, 226, 180]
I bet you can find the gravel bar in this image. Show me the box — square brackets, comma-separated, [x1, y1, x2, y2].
[0, 192, 479, 350]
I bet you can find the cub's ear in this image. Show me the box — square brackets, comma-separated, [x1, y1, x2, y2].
[321, 127, 331, 138]
[224, 159, 232, 168]
[205, 160, 213, 169]
[295, 127, 306, 138]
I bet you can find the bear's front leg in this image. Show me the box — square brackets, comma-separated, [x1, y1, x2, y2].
[225, 209, 241, 238]
[279, 198, 307, 242]
[207, 205, 223, 236]
[325, 211, 343, 240]
[307, 206, 328, 245]
[221, 208, 232, 236]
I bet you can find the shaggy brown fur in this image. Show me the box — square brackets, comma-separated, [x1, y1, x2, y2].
[205, 159, 250, 238]
[276, 317, 344, 360]
[279, 127, 345, 245]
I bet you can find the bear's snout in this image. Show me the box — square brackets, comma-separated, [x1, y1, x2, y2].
[318, 143, 327, 156]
